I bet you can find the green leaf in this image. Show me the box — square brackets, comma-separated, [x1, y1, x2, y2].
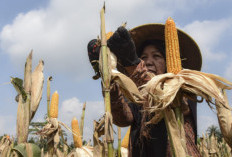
[11, 77, 27, 101]
[12, 143, 41, 157]
[12, 144, 26, 157]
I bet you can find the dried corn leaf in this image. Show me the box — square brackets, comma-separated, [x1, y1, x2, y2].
[111, 72, 144, 104]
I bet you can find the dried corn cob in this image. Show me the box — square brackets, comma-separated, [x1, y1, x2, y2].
[49, 91, 59, 118]
[72, 117, 82, 148]
[165, 17, 182, 74]
[121, 127, 130, 148]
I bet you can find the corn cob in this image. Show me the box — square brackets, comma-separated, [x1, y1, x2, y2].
[106, 31, 113, 40]
[49, 91, 59, 118]
[165, 17, 182, 74]
[121, 127, 131, 148]
[71, 117, 82, 148]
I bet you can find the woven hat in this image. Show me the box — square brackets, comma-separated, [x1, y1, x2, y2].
[130, 23, 202, 71]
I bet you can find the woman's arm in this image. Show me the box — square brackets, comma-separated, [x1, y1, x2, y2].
[110, 60, 153, 126]
[110, 83, 134, 127]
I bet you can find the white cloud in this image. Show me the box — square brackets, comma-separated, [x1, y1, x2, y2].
[0, 0, 208, 80]
[0, 115, 16, 136]
[182, 19, 232, 63]
[59, 97, 104, 142]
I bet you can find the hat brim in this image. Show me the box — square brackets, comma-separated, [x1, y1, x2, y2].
[130, 23, 202, 71]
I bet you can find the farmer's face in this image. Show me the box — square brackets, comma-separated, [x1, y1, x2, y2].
[140, 45, 166, 75]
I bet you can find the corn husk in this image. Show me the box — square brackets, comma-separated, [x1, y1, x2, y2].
[216, 90, 232, 148]
[121, 147, 128, 157]
[0, 135, 12, 156]
[37, 117, 60, 153]
[24, 50, 32, 93]
[200, 134, 209, 157]
[142, 69, 232, 124]
[209, 133, 217, 154]
[67, 146, 93, 157]
[30, 60, 44, 120]
[93, 116, 106, 157]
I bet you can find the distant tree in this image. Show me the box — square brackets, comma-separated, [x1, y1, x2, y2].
[206, 125, 222, 142]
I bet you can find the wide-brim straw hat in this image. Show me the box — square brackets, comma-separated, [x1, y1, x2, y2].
[130, 23, 202, 71]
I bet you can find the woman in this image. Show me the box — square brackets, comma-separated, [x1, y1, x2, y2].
[88, 24, 202, 156]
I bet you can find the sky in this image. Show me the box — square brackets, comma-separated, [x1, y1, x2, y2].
[0, 0, 232, 146]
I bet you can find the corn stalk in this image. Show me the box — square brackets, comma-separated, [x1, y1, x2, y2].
[117, 127, 121, 157]
[164, 17, 187, 156]
[47, 76, 52, 118]
[11, 51, 44, 144]
[100, 4, 114, 157]
[80, 102, 86, 139]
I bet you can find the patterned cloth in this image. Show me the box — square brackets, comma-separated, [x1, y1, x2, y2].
[110, 60, 201, 157]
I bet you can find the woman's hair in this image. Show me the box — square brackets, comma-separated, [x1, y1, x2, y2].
[138, 39, 165, 58]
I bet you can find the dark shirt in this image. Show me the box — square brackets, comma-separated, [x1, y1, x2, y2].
[129, 102, 168, 157]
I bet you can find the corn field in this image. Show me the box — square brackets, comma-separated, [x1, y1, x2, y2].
[1, 5, 232, 157]
[198, 132, 231, 157]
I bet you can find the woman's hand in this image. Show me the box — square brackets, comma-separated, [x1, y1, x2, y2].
[107, 26, 140, 67]
[87, 39, 101, 79]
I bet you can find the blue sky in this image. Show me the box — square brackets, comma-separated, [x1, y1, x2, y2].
[0, 0, 232, 144]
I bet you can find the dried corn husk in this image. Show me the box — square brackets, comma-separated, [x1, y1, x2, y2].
[142, 69, 232, 124]
[0, 135, 12, 156]
[24, 51, 32, 93]
[200, 134, 209, 157]
[93, 115, 106, 157]
[37, 118, 59, 150]
[67, 146, 93, 157]
[30, 60, 44, 120]
[121, 147, 128, 157]
[209, 133, 217, 154]
[216, 90, 232, 148]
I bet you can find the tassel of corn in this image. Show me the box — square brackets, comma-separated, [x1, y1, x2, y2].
[72, 117, 82, 148]
[49, 91, 59, 118]
[165, 17, 182, 74]
[121, 127, 131, 148]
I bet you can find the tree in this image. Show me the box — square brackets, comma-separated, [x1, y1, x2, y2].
[206, 125, 222, 142]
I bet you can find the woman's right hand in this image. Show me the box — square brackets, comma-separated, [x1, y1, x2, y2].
[107, 26, 140, 67]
